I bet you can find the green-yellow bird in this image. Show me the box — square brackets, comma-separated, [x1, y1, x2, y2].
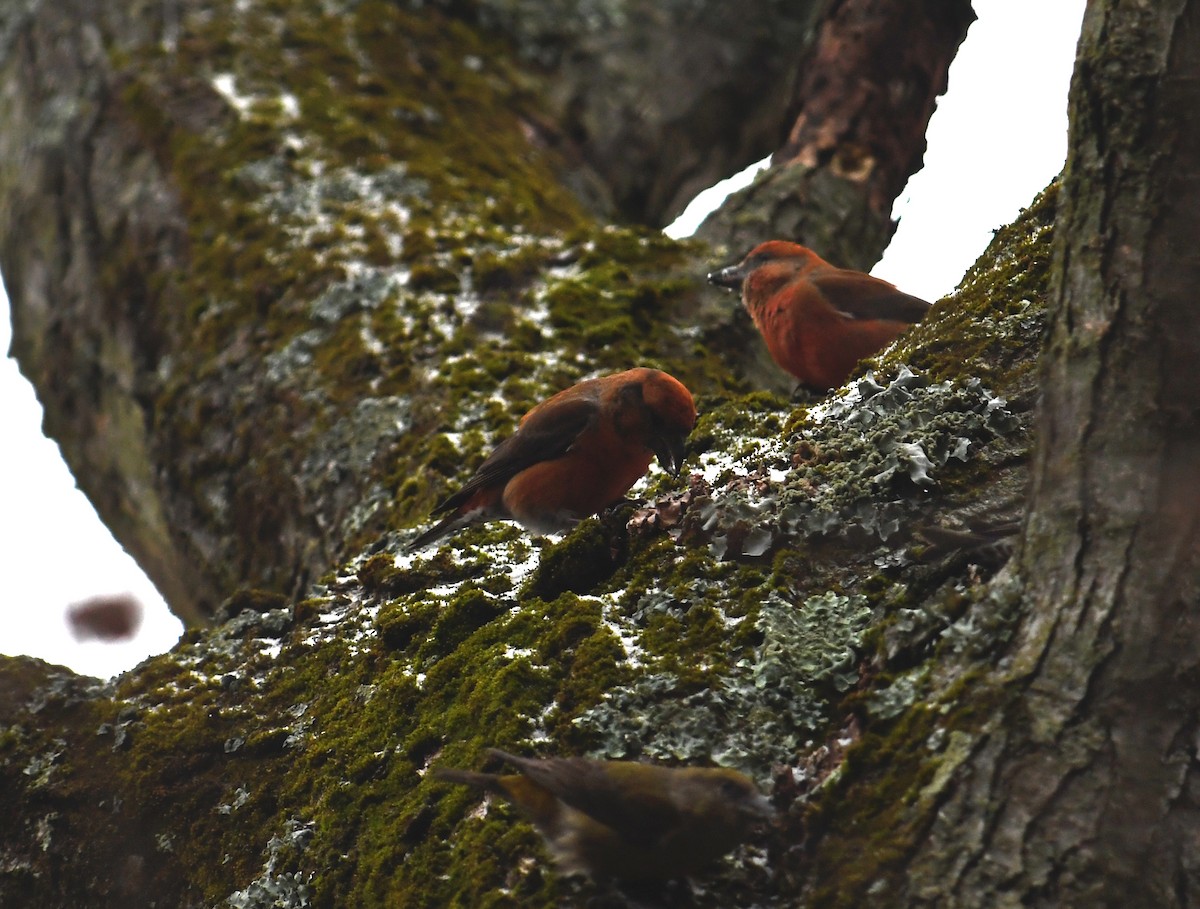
[435, 748, 773, 881]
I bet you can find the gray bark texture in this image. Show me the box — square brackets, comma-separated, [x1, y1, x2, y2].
[11, 0, 1161, 907]
[871, 2, 1200, 906]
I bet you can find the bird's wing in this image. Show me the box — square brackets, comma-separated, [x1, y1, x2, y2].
[811, 270, 932, 323]
[432, 395, 599, 515]
[492, 751, 681, 847]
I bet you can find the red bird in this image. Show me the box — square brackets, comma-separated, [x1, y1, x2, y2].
[708, 240, 931, 391]
[410, 368, 697, 549]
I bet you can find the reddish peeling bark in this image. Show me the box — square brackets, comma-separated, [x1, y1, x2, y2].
[774, 0, 974, 220]
[698, 0, 975, 272]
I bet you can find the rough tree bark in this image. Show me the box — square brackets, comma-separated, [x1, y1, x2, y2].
[0, 1, 1083, 908]
[801, 2, 1200, 906]
[0, 0, 967, 626]
[956, 0, 1200, 901]
[698, 0, 975, 269]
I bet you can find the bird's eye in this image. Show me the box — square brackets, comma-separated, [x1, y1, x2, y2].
[720, 779, 745, 797]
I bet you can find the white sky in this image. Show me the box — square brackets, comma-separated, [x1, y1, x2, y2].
[0, 0, 1085, 680]
[0, 307, 183, 677]
[670, 0, 1086, 304]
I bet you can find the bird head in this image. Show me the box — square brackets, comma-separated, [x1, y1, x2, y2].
[636, 370, 697, 476]
[668, 766, 775, 834]
[708, 240, 825, 304]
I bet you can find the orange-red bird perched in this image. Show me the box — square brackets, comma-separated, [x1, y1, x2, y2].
[434, 748, 773, 881]
[410, 368, 697, 549]
[708, 240, 931, 391]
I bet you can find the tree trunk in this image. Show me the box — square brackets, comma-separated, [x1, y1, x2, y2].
[698, 0, 975, 269]
[987, 0, 1200, 899]
[811, 2, 1200, 905]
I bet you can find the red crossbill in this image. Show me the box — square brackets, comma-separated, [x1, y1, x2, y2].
[434, 748, 773, 881]
[410, 368, 697, 549]
[708, 240, 931, 391]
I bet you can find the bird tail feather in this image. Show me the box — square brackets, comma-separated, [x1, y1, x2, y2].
[407, 514, 461, 551]
[433, 766, 503, 792]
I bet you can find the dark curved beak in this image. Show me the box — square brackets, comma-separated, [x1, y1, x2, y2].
[651, 429, 689, 477]
[707, 262, 746, 290]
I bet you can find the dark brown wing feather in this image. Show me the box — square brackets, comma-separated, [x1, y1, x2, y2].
[432, 396, 599, 515]
[812, 270, 932, 323]
[488, 749, 680, 847]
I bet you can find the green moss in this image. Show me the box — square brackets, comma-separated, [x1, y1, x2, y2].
[26, 1, 1062, 904]
[356, 553, 404, 594]
[799, 672, 1008, 908]
[524, 518, 626, 600]
[408, 263, 462, 294]
[875, 181, 1057, 399]
[472, 245, 547, 295]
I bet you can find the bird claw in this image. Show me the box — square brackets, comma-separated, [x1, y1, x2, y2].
[603, 497, 646, 517]
[789, 383, 820, 403]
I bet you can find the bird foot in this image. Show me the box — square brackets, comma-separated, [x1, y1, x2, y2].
[602, 497, 647, 517]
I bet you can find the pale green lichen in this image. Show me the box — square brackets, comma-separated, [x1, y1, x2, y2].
[0, 0, 1061, 902]
[576, 591, 873, 775]
[2, 176, 1055, 906]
